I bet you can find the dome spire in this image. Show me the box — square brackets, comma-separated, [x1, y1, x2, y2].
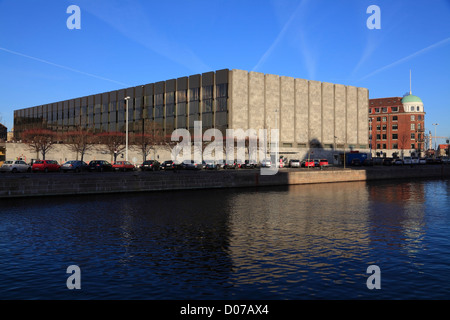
[409, 69, 412, 95]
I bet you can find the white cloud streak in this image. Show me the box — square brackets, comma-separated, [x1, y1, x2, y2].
[0, 47, 130, 86]
[74, 0, 210, 73]
[252, 0, 310, 72]
[358, 37, 450, 81]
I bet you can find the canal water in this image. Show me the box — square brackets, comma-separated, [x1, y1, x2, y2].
[0, 178, 449, 300]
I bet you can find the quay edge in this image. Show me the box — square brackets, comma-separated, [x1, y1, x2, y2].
[0, 166, 449, 199]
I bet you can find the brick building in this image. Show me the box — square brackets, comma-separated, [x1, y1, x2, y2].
[369, 93, 425, 158]
[437, 144, 449, 157]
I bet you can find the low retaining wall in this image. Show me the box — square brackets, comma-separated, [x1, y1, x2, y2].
[0, 166, 449, 198]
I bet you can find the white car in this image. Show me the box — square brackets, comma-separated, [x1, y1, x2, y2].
[411, 157, 419, 165]
[261, 159, 272, 168]
[289, 159, 300, 168]
[0, 160, 31, 173]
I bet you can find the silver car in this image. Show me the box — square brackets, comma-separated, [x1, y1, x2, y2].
[289, 159, 300, 168]
[0, 160, 31, 173]
[403, 156, 412, 165]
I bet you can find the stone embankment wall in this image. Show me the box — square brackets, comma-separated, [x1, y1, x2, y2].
[0, 166, 449, 198]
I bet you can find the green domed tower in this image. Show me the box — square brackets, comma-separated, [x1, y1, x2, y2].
[401, 93, 424, 113]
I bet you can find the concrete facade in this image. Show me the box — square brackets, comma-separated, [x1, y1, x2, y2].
[228, 69, 370, 162]
[11, 68, 370, 164]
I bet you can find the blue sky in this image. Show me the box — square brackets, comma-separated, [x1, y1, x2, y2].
[1, 0, 449, 143]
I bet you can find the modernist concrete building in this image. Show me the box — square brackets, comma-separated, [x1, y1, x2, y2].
[369, 93, 425, 158]
[12, 69, 369, 163]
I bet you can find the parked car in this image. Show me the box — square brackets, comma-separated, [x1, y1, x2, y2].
[223, 160, 237, 169]
[261, 159, 272, 168]
[302, 159, 315, 167]
[382, 158, 393, 166]
[140, 160, 160, 171]
[319, 159, 329, 167]
[88, 160, 113, 172]
[203, 160, 220, 170]
[60, 160, 89, 173]
[244, 160, 257, 169]
[442, 157, 450, 164]
[412, 157, 419, 165]
[393, 158, 403, 166]
[181, 160, 203, 170]
[0, 160, 31, 173]
[313, 159, 320, 167]
[426, 158, 435, 164]
[161, 160, 177, 170]
[351, 158, 362, 166]
[372, 157, 384, 166]
[289, 159, 300, 168]
[112, 161, 135, 172]
[32, 160, 60, 173]
[235, 160, 245, 169]
[419, 158, 427, 165]
[363, 159, 374, 166]
[403, 156, 412, 165]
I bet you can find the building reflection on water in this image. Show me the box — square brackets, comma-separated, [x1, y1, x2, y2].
[0, 178, 443, 299]
[224, 180, 428, 294]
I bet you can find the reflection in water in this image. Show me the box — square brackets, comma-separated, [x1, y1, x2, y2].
[226, 182, 372, 298]
[0, 179, 449, 299]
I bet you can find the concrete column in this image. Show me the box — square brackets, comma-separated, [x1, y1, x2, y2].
[295, 78, 309, 144]
[358, 87, 369, 146]
[248, 71, 265, 130]
[229, 69, 249, 130]
[264, 74, 280, 133]
[334, 84, 346, 145]
[346, 86, 358, 146]
[280, 76, 295, 143]
[322, 82, 334, 145]
[308, 80, 322, 144]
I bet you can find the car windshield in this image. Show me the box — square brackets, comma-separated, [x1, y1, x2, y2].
[35, 161, 44, 164]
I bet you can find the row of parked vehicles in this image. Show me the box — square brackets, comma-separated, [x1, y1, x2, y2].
[0, 159, 137, 173]
[287, 159, 329, 168]
[352, 156, 450, 166]
[0, 158, 273, 173]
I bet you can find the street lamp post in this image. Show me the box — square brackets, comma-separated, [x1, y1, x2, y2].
[124, 96, 130, 161]
[432, 123, 439, 156]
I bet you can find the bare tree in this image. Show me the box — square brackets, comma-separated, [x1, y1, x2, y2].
[97, 131, 126, 162]
[132, 121, 168, 162]
[398, 132, 410, 158]
[22, 129, 58, 160]
[62, 128, 95, 162]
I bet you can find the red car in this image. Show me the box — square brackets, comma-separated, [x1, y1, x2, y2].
[302, 160, 315, 167]
[112, 161, 135, 172]
[319, 159, 329, 167]
[32, 160, 60, 173]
